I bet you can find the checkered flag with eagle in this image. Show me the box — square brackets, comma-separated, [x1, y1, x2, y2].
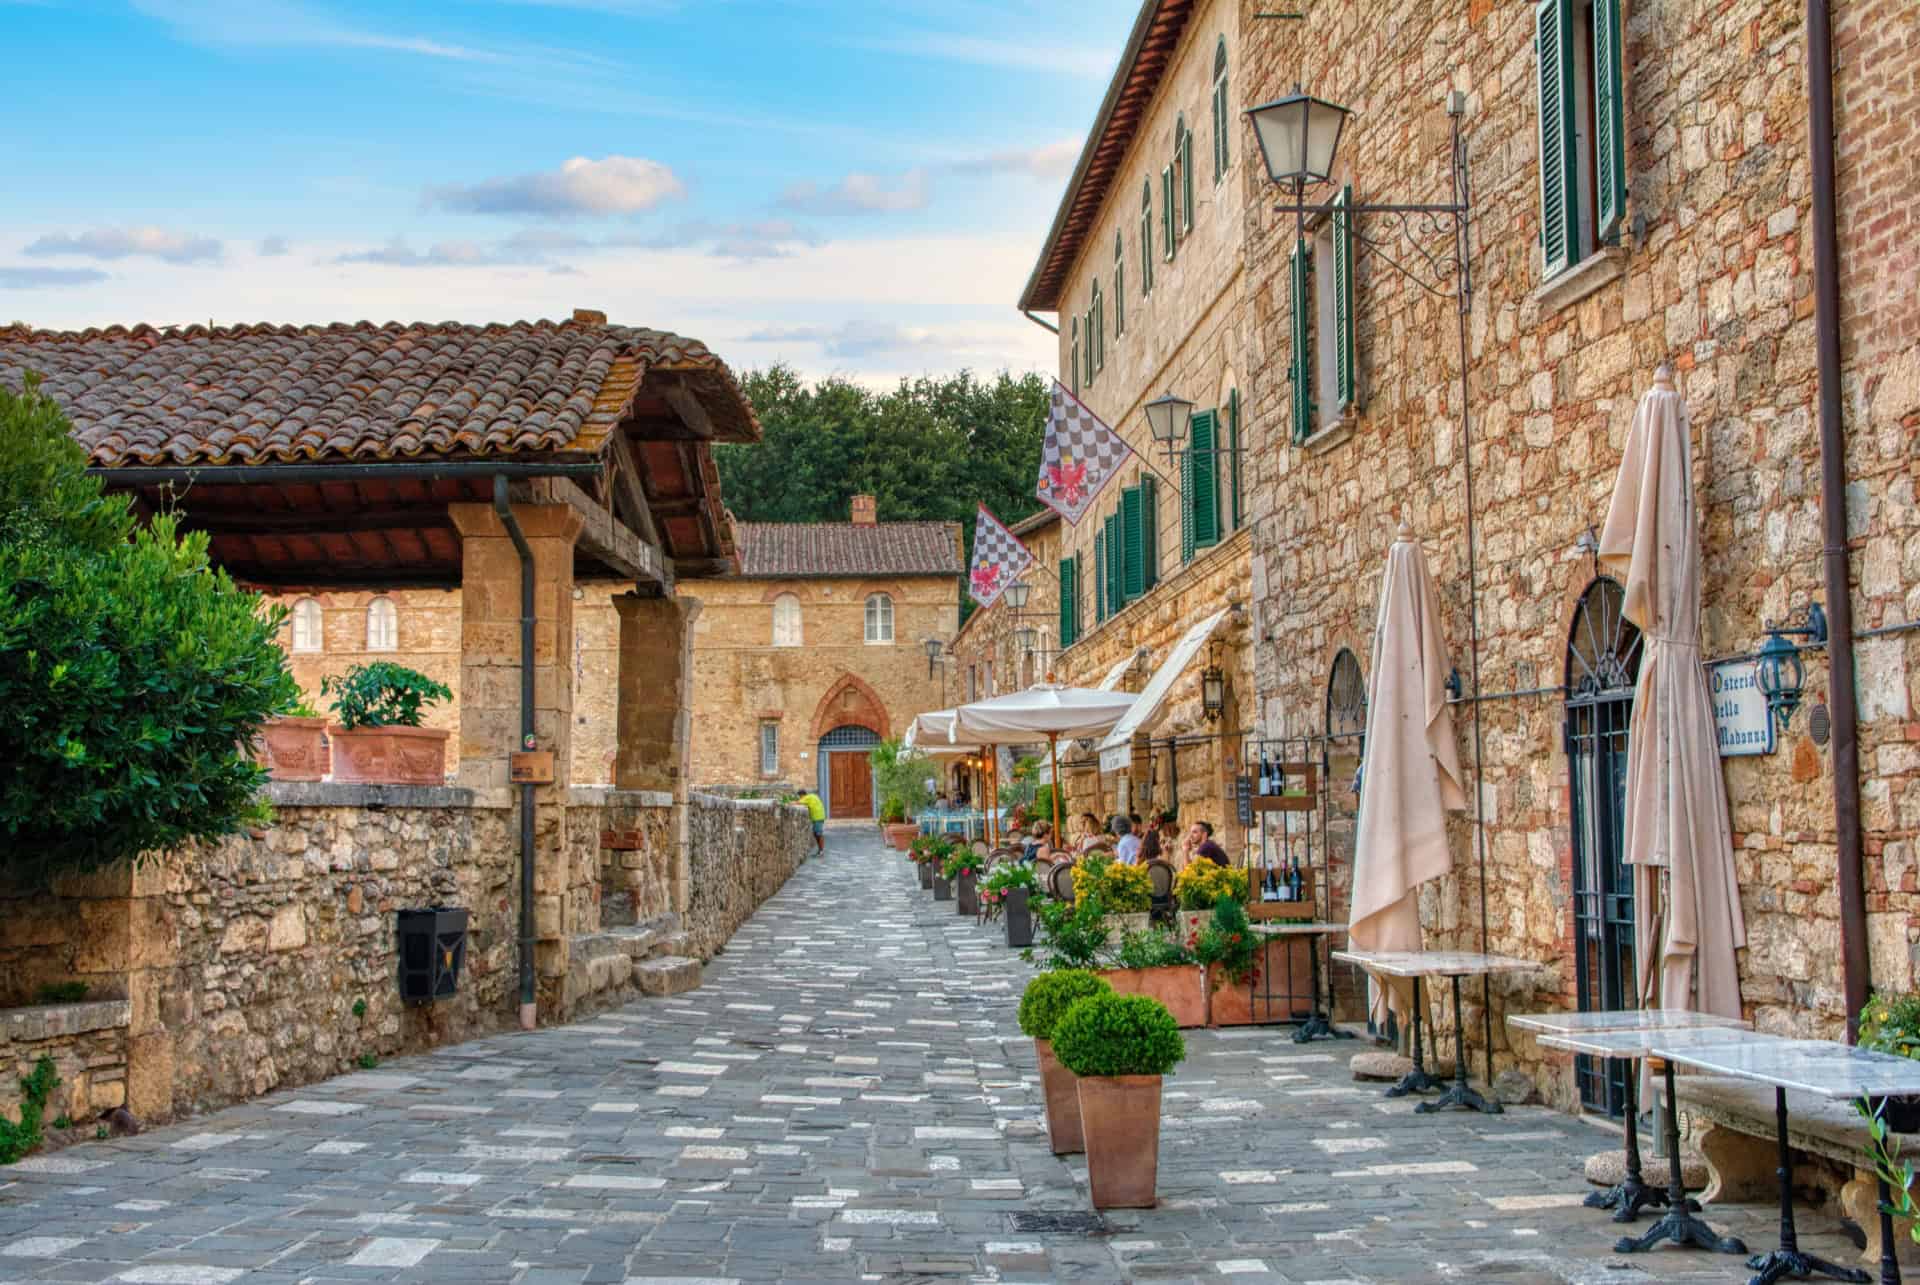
[968, 505, 1034, 609]
[1035, 380, 1135, 525]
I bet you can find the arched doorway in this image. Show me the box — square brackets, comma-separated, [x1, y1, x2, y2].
[817, 725, 879, 819]
[1565, 576, 1643, 1115]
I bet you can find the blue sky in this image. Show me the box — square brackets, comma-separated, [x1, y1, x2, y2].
[0, 0, 1137, 383]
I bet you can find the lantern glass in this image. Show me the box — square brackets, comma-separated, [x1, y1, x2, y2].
[1005, 580, 1031, 611]
[1246, 92, 1351, 187]
[1015, 626, 1037, 650]
[1144, 392, 1194, 446]
[1755, 632, 1804, 728]
[923, 637, 943, 662]
[1201, 665, 1226, 720]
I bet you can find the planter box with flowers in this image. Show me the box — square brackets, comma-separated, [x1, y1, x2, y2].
[908, 835, 944, 889]
[981, 863, 1042, 947]
[1018, 970, 1112, 1156]
[1052, 990, 1187, 1209]
[1099, 928, 1208, 1028]
[321, 662, 452, 786]
[1072, 857, 1153, 938]
[943, 848, 984, 916]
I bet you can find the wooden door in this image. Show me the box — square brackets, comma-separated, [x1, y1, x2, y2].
[828, 753, 872, 819]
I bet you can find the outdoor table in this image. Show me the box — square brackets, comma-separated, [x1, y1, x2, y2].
[1658, 1037, 1920, 1285]
[1532, 1025, 1771, 1262]
[1253, 921, 1351, 1044]
[1331, 949, 1538, 1114]
[1508, 1008, 1751, 1222]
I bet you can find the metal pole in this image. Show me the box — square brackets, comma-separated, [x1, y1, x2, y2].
[493, 475, 539, 1031]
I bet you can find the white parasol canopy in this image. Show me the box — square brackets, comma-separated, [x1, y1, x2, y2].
[950, 682, 1137, 836]
[1598, 365, 1746, 1021]
[1348, 522, 1467, 1023]
[905, 709, 982, 756]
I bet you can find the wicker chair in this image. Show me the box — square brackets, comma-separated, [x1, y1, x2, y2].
[1145, 859, 1177, 924]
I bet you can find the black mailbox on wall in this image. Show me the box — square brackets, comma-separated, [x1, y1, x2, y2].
[397, 906, 469, 1004]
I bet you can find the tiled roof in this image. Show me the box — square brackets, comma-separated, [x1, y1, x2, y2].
[1010, 507, 1059, 537]
[0, 318, 758, 467]
[736, 521, 961, 579]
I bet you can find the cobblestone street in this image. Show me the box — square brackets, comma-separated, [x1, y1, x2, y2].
[0, 832, 1867, 1283]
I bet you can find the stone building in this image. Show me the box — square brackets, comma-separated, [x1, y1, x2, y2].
[675, 496, 962, 816]
[1238, 0, 1920, 1107]
[1017, 0, 1260, 847]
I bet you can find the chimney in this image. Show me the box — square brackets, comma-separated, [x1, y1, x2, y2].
[850, 494, 878, 526]
[572, 308, 607, 325]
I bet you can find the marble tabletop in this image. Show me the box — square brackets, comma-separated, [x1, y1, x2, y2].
[1534, 1024, 1770, 1060]
[1252, 921, 1344, 936]
[1330, 949, 1540, 978]
[1659, 1037, 1920, 1099]
[1508, 1008, 1754, 1037]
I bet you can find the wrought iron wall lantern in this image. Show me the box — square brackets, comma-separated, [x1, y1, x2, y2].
[1755, 602, 1828, 731]
[1003, 579, 1032, 612]
[1201, 640, 1227, 722]
[923, 636, 947, 680]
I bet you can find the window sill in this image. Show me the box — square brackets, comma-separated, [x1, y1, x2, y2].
[1530, 247, 1627, 316]
[1301, 411, 1358, 455]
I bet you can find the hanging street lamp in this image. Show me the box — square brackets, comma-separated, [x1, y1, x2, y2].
[1245, 88, 1351, 189]
[1004, 579, 1032, 613]
[1200, 641, 1226, 722]
[1754, 603, 1828, 731]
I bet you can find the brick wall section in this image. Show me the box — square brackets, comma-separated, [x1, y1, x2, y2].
[1239, 0, 1919, 1102]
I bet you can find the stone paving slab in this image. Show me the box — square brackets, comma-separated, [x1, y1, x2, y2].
[0, 832, 1867, 1282]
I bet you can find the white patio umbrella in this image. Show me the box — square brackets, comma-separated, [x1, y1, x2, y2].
[1349, 522, 1467, 1024]
[1598, 365, 1745, 1022]
[950, 682, 1138, 837]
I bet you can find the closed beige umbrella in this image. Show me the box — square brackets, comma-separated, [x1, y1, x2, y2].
[1349, 522, 1467, 1023]
[1598, 365, 1745, 1021]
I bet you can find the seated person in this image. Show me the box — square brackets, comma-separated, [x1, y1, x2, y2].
[1113, 813, 1145, 865]
[1069, 811, 1105, 857]
[1181, 819, 1230, 868]
[1020, 820, 1052, 863]
[1142, 813, 1178, 863]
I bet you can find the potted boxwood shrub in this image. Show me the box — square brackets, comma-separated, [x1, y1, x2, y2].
[1051, 991, 1187, 1208]
[1100, 928, 1208, 1028]
[1018, 970, 1112, 1155]
[944, 846, 984, 917]
[1073, 856, 1154, 935]
[257, 698, 330, 781]
[982, 863, 1042, 947]
[321, 662, 453, 786]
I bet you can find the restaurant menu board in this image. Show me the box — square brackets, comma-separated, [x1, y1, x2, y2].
[1235, 774, 1253, 828]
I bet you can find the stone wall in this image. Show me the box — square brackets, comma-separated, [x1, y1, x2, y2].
[683, 796, 812, 960]
[1240, 0, 1920, 1104]
[0, 1001, 130, 1126]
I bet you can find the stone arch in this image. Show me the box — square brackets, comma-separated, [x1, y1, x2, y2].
[810, 672, 891, 742]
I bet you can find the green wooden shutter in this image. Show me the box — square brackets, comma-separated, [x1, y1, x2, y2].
[1140, 187, 1154, 292]
[1058, 557, 1075, 647]
[1179, 441, 1195, 563]
[1593, 0, 1626, 242]
[1142, 474, 1160, 588]
[1180, 123, 1194, 234]
[1190, 410, 1219, 549]
[1535, 0, 1579, 277]
[1161, 165, 1175, 261]
[1212, 81, 1227, 183]
[1115, 240, 1126, 335]
[1228, 389, 1243, 531]
[1106, 511, 1123, 612]
[1070, 318, 1080, 396]
[1289, 239, 1312, 443]
[1121, 484, 1144, 602]
[1094, 530, 1106, 623]
[1334, 186, 1355, 411]
[1073, 553, 1084, 639]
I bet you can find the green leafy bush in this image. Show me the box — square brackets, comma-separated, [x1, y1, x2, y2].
[1072, 856, 1152, 913]
[0, 1057, 58, 1164]
[322, 661, 451, 730]
[980, 862, 1040, 920]
[1050, 993, 1187, 1078]
[1113, 928, 1195, 970]
[1192, 898, 1259, 989]
[0, 379, 298, 881]
[869, 738, 933, 818]
[941, 847, 984, 881]
[1017, 969, 1112, 1041]
[1860, 992, 1920, 1060]
[1025, 893, 1113, 970]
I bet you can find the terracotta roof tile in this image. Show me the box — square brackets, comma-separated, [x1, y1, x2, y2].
[736, 521, 961, 579]
[0, 318, 758, 466]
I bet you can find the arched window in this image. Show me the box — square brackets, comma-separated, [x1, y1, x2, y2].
[864, 593, 894, 644]
[772, 593, 802, 647]
[365, 596, 398, 651]
[1139, 180, 1154, 294]
[1114, 232, 1126, 335]
[1212, 37, 1230, 183]
[291, 598, 323, 653]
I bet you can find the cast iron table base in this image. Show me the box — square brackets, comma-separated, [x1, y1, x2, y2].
[1614, 1059, 1747, 1257]
[1415, 975, 1503, 1114]
[1293, 929, 1356, 1044]
[1383, 976, 1443, 1097]
[1739, 1086, 1870, 1284]
[1582, 1062, 1695, 1222]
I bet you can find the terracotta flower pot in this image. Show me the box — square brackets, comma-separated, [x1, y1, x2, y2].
[1034, 1038, 1083, 1155]
[1099, 965, 1209, 1028]
[327, 725, 449, 786]
[1077, 1073, 1163, 1208]
[257, 716, 329, 781]
[885, 822, 920, 850]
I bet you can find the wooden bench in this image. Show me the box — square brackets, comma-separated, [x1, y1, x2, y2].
[1675, 1074, 1916, 1267]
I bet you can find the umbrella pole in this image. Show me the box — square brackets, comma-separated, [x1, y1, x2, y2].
[1049, 733, 1061, 839]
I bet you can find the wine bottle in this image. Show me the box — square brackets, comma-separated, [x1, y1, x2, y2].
[1289, 860, 1304, 904]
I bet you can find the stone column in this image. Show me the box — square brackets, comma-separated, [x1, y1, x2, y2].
[612, 592, 702, 915]
[448, 502, 583, 1011]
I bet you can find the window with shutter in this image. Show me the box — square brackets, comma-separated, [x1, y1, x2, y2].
[1058, 557, 1075, 647]
[1179, 438, 1195, 564]
[1161, 165, 1175, 261]
[1190, 410, 1220, 549]
[1092, 281, 1104, 373]
[1289, 239, 1312, 443]
[1072, 553, 1084, 639]
[1070, 317, 1080, 395]
[1094, 529, 1107, 623]
[1535, 0, 1580, 278]
[1142, 474, 1160, 588]
[1121, 485, 1144, 602]
[1227, 389, 1243, 531]
[1114, 234, 1126, 335]
[1592, 0, 1626, 241]
[1140, 181, 1154, 293]
[1212, 38, 1229, 184]
[1333, 186, 1356, 411]
[1179, 118, 1194, 235]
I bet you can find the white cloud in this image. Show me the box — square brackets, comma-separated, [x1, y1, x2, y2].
[333, 238, 549, 268]
[23, 227, 222, 264]
[428, 156, 687, 218]
[951, 140, 1080, 182]
[626, 220, 820, 261]
[778, 170, 930, 217]
[0, 266, 109, 289]
[745, 320, 961, 360]
[258, 236, 291, 257]
[131, 0, 499, 61]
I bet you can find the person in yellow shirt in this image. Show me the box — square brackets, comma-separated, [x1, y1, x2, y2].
[799, 790, 826, 853]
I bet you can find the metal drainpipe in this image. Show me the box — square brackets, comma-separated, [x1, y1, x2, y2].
[1021, 309, 1061, 336]
[1805, 0, 1869, 1040]
[493, 475, 539, 1031]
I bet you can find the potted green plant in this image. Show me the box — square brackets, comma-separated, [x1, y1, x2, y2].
[1051, 992, 1187, 1208]
[1859, 992, 1920, 1132]
[879, 794, 918, 850]
[1073, 856, 1154, 935]
[943, 846, 984, 917]
[982, 863, 1041, 946]
[321, 662, 453, 785]
[1025, 892, 1112, 971]
[870, 738, 933, 848]
[1100, 928, 1207, 1028]
[1018, 970, 1112, 1155]
[930, 835, 956, 902]
[1192, 898, 1264, 1027]
[257, 697, 330, 781]
[908, 835, 942, 889]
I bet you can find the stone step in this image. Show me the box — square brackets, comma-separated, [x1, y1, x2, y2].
[636, 955, 702, 997]
[649, 932, 693, 960]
